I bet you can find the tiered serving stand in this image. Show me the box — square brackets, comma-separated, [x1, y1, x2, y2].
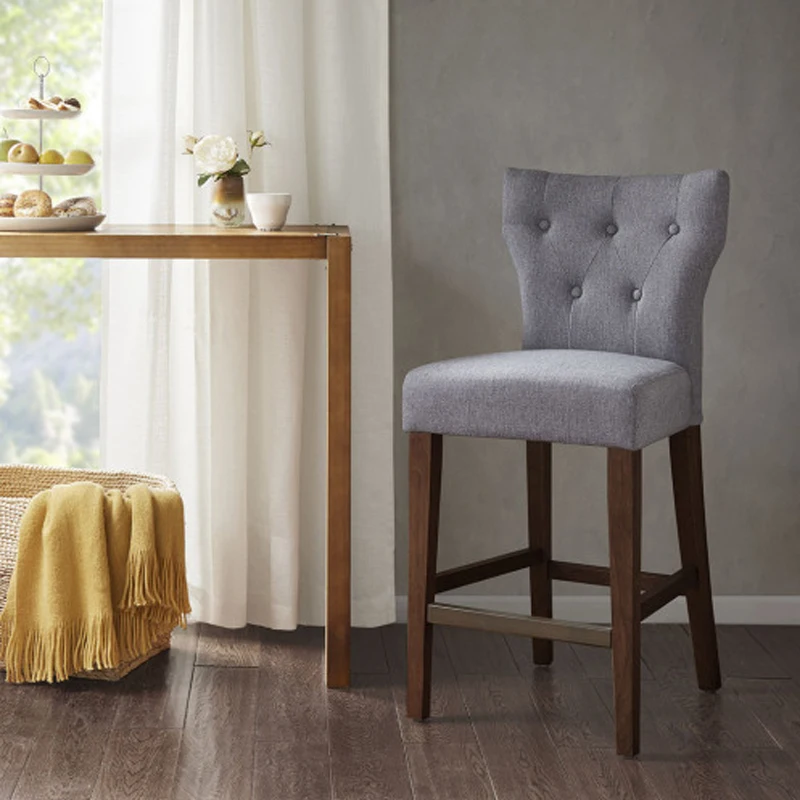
[0, 56, 104, 232]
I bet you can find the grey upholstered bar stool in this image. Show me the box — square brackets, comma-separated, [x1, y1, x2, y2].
[403, 168, 730, 756]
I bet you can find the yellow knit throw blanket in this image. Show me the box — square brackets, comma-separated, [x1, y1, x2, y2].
[0, 482, 191, 683]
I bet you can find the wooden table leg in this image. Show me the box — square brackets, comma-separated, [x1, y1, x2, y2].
[326, 234, 352, 687]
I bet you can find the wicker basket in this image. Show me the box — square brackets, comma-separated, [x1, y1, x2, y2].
[0, 464, 177, 681]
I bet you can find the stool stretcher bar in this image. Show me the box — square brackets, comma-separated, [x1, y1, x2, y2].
[640, 567, 698, 620]
[435, 547, 534, 593]
[427, 602, 612, 648]
[432, 552, 696, 631]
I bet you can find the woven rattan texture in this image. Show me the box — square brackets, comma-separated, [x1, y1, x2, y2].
[0, 464, 177, 680]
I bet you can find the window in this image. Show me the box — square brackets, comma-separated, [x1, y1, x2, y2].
[0, 0, 102, 466]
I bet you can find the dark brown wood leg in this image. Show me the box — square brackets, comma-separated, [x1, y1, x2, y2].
[670, 425, 721, 691]
[608, 447, 642, 757]
[527, 441, 553, 665]
[407, 432, 443, 720]
[326, 235, 351, 688]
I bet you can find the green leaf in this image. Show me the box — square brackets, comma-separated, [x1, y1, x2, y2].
[226, 159, 251, 177]
[197, 173, 213, 187]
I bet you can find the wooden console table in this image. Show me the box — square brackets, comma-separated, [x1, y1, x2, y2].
[0, 224, 352, 688]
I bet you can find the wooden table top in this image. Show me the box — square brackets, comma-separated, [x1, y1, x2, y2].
[0, 224, 350, 260]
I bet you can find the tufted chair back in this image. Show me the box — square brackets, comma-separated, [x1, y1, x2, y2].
[503, 168, 729, 424]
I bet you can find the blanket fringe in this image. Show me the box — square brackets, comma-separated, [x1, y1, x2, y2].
[0, 614, 120, 684]
[120, 553, 192, 621]
[0, 555, 190, 683]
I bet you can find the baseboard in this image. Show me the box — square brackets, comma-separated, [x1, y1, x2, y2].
[395, 595, 800, 625]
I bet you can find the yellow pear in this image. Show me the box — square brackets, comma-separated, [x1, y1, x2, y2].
[8, 142, 39, 164]
[0, 139, 20, 162]
[40, 149, 65, 165]
[64, 149, 94, 165]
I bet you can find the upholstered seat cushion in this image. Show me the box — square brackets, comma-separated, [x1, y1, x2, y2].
[402, 349, 692, 450]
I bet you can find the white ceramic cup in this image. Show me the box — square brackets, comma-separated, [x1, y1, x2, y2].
[246, 192, 292, 231]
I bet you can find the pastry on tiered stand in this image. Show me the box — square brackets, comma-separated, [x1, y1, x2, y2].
[0, 57, 105, 232]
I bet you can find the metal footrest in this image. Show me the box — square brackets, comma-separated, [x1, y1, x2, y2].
[427, 602, 612, 648]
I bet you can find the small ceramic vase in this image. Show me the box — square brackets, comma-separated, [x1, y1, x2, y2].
[210, 175, 246, 228]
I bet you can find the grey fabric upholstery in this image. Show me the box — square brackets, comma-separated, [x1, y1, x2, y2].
[402, 168, 729, 450]
[503, 168, 729, 423]
[403, 350, 692, 451]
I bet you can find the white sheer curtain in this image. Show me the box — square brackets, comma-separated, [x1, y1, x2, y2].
[101, 0, 394, 629]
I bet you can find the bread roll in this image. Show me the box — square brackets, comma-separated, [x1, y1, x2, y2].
[52, 196, 97, 217]
[0, 194, 17, 218]
[14, 189, 52, 218]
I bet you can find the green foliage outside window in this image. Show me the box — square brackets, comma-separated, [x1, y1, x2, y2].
[0, 0, 102, 466]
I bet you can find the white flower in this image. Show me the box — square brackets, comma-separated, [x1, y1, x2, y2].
[248, 130, 268, 149]
[182, 134, 198, 155]
[193, 134, 238, 175]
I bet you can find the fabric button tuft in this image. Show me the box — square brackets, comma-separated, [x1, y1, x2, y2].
[631, 288, 642, 301]
[605, 223, 618, 236]
[570, 286, 583, 299]
[538, 219, 551, 232]
[668, 222, 680, 235]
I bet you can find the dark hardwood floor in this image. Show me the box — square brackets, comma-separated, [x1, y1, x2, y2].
[1, 623, 800, 798]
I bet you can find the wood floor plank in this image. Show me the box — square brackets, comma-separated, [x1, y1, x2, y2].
[405, 742, 495, 800]
[172, 666, 258, 799]
[0, 683, 60, 737]
[11, 728, 109, 800]
[525, 661, 614, 749]
[195, 623, 262, 667]
[456, 673, 578, 798]
[639, 753, 749, 800]
[716, 626, 789, 679]
[655, 679, 777, 751]
[730, 678, 800, 755]
[617, 758, 664, 800]
[351, 626, 390, 674]
[720, 749, 800, 800]
[507, 636, 614, 749]
[253, 740, 332, 800]
[383, 624, 478, 744]
[328, 674, 413, 800]
[256, 627, 328, 744]
[593, 678, 704, 754]
[442, 626, 520, 676]
[565, 748, 662, 800]
[639, 624, 695, 682]
[92, 730, 181, 800]
[171, 730, 253, 800]
[184, 665, 258, 735]
[750, 627, 800, 680]
[50, 678, 122, 733]
[113, 624, 199, 730]
[0, 735, 34, 800]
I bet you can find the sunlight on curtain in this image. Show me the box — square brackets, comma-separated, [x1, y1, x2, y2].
[102, 0, 395, 629]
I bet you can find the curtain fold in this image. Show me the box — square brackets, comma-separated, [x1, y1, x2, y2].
[101, 0, 394, 628]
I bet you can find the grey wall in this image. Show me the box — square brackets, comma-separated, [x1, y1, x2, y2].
[391, 0, 800, 598]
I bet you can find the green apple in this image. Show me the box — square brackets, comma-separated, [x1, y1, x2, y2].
[0, 138, 20, 162]
[40, 149, 64, 165]
[64, 149, 94, 165]
[8, 142, 39, 164]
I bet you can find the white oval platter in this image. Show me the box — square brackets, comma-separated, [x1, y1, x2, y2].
[0, 108, 81, 121]
[0, 214, 105, 233]
[0, 162, 94, 176]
